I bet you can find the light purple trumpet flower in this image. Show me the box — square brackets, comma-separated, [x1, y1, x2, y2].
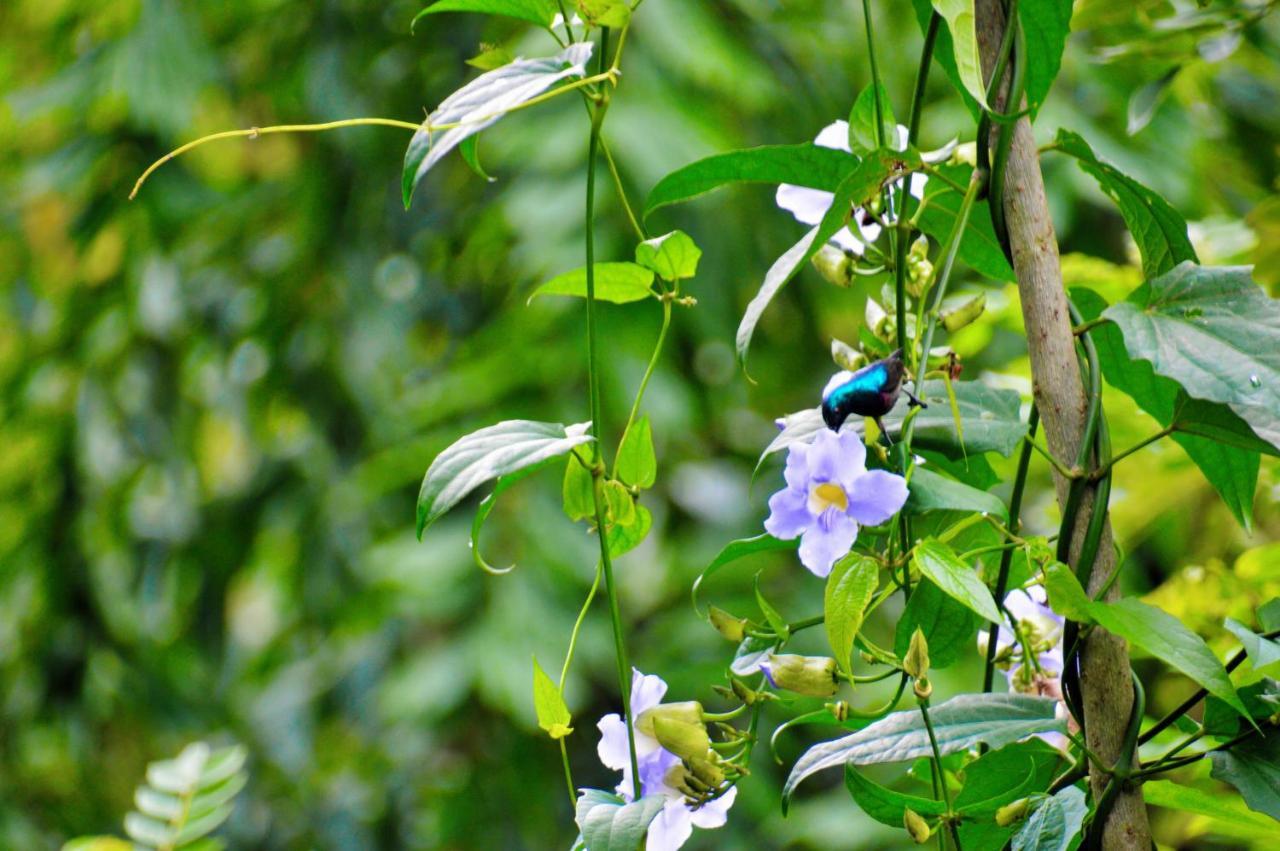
[597, 669, 736, 851]
[764, 428, 908, 578]
[776, 120, 957, 255]
[979, 585, 1071, 749]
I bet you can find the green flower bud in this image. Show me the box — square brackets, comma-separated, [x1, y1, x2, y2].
[730, 678, 758, 705]
[996, 797, 1031, 827]
[812, 244, 854, 288]
[831, 337, 867, 372]
[636, 701, 704, 738]
[904, 808, 932, 844]
[650, 714, 711, 762]
[940, 292, 987, 332]
[908, 234, 930, 262]
[904, 627, 930, 680]
[687, 754, 725, 788]
[708, 606, 747, 642]
[913, 676, 933, 701]
[824, 700, 850, 722]
[765, 654, 839, 697]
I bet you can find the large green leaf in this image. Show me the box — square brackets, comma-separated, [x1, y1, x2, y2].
[1055, 129, 1197, 278]
[574, 789, 665, 851]
[1224, 619, 1280, 670]
[906, 467, 1008, 520]
[895, 578, 978, 669]
[954, 740, 1064, 817]
[844, 765, 946, 827]
[417, 420, 593, 537]
[412, 0, 557, 28]
[911, 0, 980, 120]
[783, 694, 1065, 804]
[1018, 0, 1074, 114]
[931, 0, 989, 108]
[917, 166, 1015, 282]
[759, 380, 1028, 473]
[691, 534, 797, 616]
[1044, 564, 1249, 718]
[643, 143, 858, 219]
[912, 538, 1001, 624]
[1210, 730, 1280, 822]
[1103, 263, 1280, 453]
[403, 42, 593, 207]
[1011, 786, 1086, 851]
[824, 555, 880, 676]
[1144, 779, 1280, 839]
[1074, 287, 1263, 529]
[528, 263, 656, 305]
[737, 150, 921, 370]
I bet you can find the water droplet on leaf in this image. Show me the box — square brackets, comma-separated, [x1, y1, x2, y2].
[1249, 374, 1261, 388]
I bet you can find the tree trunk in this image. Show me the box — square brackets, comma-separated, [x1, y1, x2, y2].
[973, 2, 1152, 848]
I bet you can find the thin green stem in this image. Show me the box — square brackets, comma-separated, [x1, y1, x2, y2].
[560, 563, 603, 687]
[1095, 426, 1173, 477]
[601, 137, 646, 241]
[613, 297, 671, 478]
[919, 697, 961, 850]
[559, 739, 576, 807]
[582, 26, 641, 801]
[860, 0, 887, 150]
[1024, 434, 1078, 480]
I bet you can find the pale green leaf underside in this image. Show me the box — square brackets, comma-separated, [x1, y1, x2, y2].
[529, 262, 656, 304]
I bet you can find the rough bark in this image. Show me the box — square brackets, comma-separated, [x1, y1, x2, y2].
[974, 2, 1151, 848]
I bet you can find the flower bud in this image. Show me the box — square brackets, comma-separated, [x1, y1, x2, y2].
[940, 292, 987, 332]
[908, 234, 930, 262]
[650, 715, 711, 762]
[687, 755, 725, 789]
[824, 700, 850, 722]
[812, 244, 854, 288]
[913, 676, 933, 701]
[764, 654, 839, 697]
[996, 797, 1031, 827]
[731, 678, 758, 706]
[831, 338, 867, 372]
[904, 628, 930, 680]
[951, 141, 978, 167]
[904, 808, 932, 844]
[709, 606, 747, 642]
[636, 701, 704, 737]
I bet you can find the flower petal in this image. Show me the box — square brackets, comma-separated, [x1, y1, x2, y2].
[597, 713, 631, 771]
[630, 668, 668, 716]
[638, 748, 681, 798]
[647, 799, 695, 851]
[922, 137, 959, 163]
[798, 509, 858, 578]
[829, 227, 868, 255]
[782, 441, 811, 490]
[765, 486, 810, 540]
[814, 120, 852, 152]
[845, 469, 908, 525]
[808, 428, 867, 490]
[690, 785, 738, 829]
[776, 184, 833, 226]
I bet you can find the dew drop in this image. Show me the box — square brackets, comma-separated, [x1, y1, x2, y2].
[1249, 374, 1262, 388]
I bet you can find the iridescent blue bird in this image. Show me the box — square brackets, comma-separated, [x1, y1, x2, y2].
[821, 349, 927, 441]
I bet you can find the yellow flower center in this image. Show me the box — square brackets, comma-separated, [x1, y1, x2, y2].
[808, 482, 848, 514]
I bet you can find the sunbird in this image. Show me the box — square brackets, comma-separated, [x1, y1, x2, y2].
[821, 349, 927, 440]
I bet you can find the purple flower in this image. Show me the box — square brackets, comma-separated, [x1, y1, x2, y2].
[597, 669, 737, 851]
[978, 585, 1070, 749]
[776, 120, 956, 255]
[764, 428, 908, 577]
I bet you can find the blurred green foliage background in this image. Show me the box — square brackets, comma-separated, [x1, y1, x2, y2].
[3, 0, 1280, 848]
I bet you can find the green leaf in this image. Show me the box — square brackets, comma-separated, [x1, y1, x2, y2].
[574, 789, 665, 851]
[403, 42, 593, 208]
[895, 578, 978, 669]
[635, 231, 701, 281]
[606, 503, 651, 557]
[1126, 67, 1180, 135]
[1144, 779, 1280, 838]
[529, 262, 655, 305]
[1054, 129, 1197, 278]
[1203, 679, 1280, 739]
[906, 467, 1008, 520]
[459, 135, 497, 181]
[1210, 730, 1280, 822]
[1017, 0, 1074, 114]
[755, 574, 789, 640]
[1262, 598, 1280, 632]
[417, 420, 593, 537]
[737, 149, 922, 370]
[412, 0, 557, 28]
[576, 0, 629, 27]
[562, 455, 595, 522]
[1073, 288, 1263, 529]
[1047, 563, 1250, 719]
[472, 458, 559, 574]
[61, 840, 135, 851]
[731, 635, 780, 677]
[602, 480, 636, 528]
[931, 0, 989, 108]
[1224, 618, 1280, 670]
[643, 143, 859, 219]
[917, 165, 1016, 281]
[1102, 263, 1280, 453]
[911, 0, 980, 120]
[532, 656, 573, 739]
[847, 84, 896, 155]
[844, 765, 946, 827]
[615, 416, 656, 489]
[824, 555, 880, 676]
[912, 538, 1001, 624]
[1011, 786, 1087, 851]
[692, 534, 798, 616]
[783, 694, 1065, 805]
[955, 740, 1065, 816]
